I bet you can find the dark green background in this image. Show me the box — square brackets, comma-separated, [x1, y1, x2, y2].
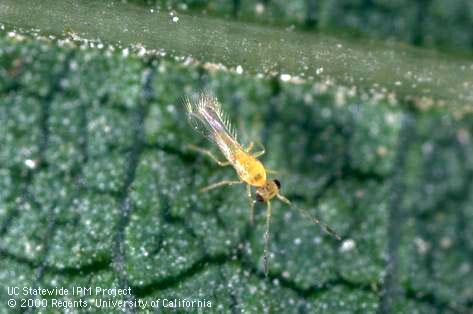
[1, 1, 472, 313]
[133, 0, 473, 54]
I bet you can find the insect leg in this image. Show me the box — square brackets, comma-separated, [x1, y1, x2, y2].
[200, 180, 242, 193]
[251, 141, 266, 158]
[186, 144, 231, 166]
[247, 184, 255, 225]
[245, 141, 254, 152]
[263, 201, 272, 277]
[244, 141, 265, 158]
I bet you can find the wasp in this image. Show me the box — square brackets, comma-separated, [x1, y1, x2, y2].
[185, 92, 341, 276]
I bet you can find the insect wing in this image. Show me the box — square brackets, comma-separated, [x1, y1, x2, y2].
[184, 93, 238, 146]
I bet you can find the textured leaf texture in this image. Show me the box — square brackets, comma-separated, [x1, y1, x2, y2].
[0, 32, 472, 314]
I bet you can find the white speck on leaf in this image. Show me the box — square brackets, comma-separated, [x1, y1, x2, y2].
[122, 48, 129, 57]
[24, 159, 36, 169]
[340, 239, 356, 252]
[280, 74, 291, 81]
[414, 237, 430, 254]
[255, 3, 265, 14]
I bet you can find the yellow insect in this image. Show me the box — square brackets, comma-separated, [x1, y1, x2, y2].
[185, 92, 341, 276]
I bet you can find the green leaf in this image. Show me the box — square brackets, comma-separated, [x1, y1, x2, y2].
[1, 0, 472, 110]
[0, 30, 472, 314]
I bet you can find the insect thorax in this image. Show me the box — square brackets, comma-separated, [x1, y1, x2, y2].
[234, 154, 267, 187]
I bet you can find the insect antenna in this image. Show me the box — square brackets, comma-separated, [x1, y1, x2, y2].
[276, 194, 342, 241]
[263, 201, 272, 277]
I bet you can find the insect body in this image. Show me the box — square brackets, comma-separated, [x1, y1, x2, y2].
[186, 93, 267, 184]
[185, 92, 340, 276]
[233, 150, 267, 187]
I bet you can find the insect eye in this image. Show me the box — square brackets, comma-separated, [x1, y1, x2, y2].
[274, 179, 281, 189]
[256, 193, 264, 202]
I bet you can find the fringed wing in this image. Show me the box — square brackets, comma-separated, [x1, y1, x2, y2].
[185, 92, 239, 145]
